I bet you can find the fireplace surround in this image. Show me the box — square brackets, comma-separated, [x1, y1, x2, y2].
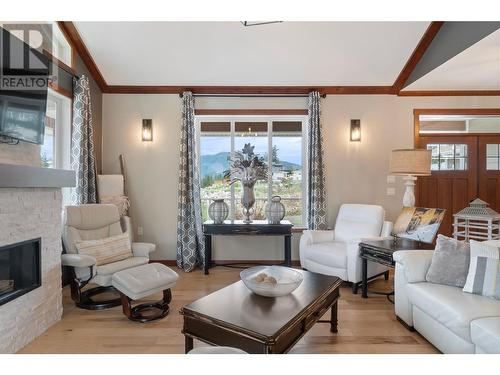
[0, 238, 41, 307]
[0, 161, 75, 353]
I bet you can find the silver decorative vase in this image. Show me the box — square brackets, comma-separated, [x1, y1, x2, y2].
[265, 195, 286, 224]
[208, 199, 229, 224]
[241, 180, 256, 224]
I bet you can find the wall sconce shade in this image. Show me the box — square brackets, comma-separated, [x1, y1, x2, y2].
[142, 119, 153, 141]
[350, 119, 361, 142]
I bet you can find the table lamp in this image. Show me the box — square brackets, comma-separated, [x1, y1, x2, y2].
[389, 149, 431, 207]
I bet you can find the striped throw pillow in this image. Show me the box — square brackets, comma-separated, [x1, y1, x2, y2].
[76, 233, 133, 266]
[463, 240, 500, 300]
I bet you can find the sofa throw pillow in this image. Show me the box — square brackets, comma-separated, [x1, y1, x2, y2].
[426, 234, 470, 288]
[75, 233, 132, 266]
[463, 240, 500, 300]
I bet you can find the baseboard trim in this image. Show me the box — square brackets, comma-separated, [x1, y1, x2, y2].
[151, 259, 301, 267]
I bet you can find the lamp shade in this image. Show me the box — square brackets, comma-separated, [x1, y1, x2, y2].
[389, 149, 431, 176]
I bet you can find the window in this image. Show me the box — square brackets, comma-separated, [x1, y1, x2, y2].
[427, 144, 468, 171]
[197, 116, 307, 226]
[419, 115, 500, 134]
[486, 144, 500, 170]
[42, 89, 72, 205]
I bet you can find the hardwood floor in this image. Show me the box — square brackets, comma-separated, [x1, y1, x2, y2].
[20, 267, 438, 354]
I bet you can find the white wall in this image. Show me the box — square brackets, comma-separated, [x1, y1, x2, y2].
[102, 94, 500, 261]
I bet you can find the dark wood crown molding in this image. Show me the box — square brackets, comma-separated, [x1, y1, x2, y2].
[57, 21, 108, 91]
[59, 21, 500, 97]
[392, 22, 444, 94]
[104, 85, 393, 95]
[414, 108, 500, 116]
[400, 90, 500, 97]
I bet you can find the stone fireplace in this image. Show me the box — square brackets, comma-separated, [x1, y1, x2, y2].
[0, 144, 74, 353]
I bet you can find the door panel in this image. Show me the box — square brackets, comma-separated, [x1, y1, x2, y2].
[416, 136, 478, 237]
[478, 136, 500, 213]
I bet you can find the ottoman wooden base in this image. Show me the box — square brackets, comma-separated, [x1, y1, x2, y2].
[119, 289, 172, 323]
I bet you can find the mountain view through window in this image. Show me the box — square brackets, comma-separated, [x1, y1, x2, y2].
[199, 118, 305, 226]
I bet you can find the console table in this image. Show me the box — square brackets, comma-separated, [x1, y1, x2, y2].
[202, 220, 293, 275]
[359, 238, 433, 299]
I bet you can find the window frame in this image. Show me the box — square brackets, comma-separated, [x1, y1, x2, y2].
[486, 144, 500, 170]
[45, 89, 72, 170]
[196, 114, 308, 227]
[427, 143, 469, 171]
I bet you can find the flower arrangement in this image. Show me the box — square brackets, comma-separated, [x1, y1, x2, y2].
[224, 143, 268, 185]
[224, 143, 268, 223]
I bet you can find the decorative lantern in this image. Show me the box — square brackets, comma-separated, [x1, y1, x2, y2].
[265, 196, 286, 224]
[453, 199, 500, 241]
[208, 199, 229, 224]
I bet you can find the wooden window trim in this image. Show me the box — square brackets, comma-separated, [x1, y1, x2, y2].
[195, 109, 308, 116]
[414, 108, 500, 148]
[48, 81, 72, 99]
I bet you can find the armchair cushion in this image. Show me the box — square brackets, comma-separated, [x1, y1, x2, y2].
[93, 256, 149, 286]
[334, 204, 384, 242]
[131, 242, 156, 258]
[75, 232, 133, 266]
[301, 230, 335, 246]
[61, 253, 96, 268]
[394, 250, 434, 283]
[304, 241, 347, 269]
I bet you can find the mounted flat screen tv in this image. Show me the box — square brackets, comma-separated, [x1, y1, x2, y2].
[0, 26, 49, 144]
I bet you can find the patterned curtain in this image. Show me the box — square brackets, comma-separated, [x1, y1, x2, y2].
[71, 75, 97, 205]
[176, 91, 205, 272]
[307, 91, 328, 230]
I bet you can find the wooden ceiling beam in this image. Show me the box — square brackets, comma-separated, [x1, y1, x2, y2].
[392, 21, 445, 94]
[104, 85, 394, 95]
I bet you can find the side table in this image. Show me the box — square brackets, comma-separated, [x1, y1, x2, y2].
[359, 238, 433, 300]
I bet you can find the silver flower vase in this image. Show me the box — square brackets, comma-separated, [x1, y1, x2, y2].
[241, 179, 256, 224]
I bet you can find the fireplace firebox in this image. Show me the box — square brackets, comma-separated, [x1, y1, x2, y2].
[0, 238, 41, 306]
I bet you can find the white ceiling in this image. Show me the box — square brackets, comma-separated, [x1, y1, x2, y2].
[405, 28, 500, 90]
[74, 21, 429, 86]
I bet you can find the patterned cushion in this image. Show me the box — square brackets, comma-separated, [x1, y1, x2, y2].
[76, 233, 132, 266]
[463, 240, 500, 300]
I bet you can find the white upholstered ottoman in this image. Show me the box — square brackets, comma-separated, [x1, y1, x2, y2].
[112, 263, 178, 322]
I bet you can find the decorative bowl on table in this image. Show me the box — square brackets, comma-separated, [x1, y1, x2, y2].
[240, 266, 304, 297]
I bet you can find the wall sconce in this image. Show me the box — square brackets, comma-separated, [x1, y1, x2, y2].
[350, 119, 361, 142]
[142, 119, 153, 141]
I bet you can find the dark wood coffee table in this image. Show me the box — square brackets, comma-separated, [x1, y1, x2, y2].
[180, 270, 341, 354]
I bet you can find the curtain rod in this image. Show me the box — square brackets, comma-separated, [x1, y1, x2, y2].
[178, 93, 327, 99]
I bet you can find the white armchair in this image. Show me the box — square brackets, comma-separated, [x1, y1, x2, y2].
[61, 204, 156, 310]
[300, 204, 393, 293]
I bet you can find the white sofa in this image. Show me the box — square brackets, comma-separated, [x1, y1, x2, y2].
[394, 248, 500, 354]
[300, 204, 393, 293]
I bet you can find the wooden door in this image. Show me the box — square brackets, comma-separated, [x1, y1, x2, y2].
[416, 136, 478, 237]
[478, 136, 500, 212]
